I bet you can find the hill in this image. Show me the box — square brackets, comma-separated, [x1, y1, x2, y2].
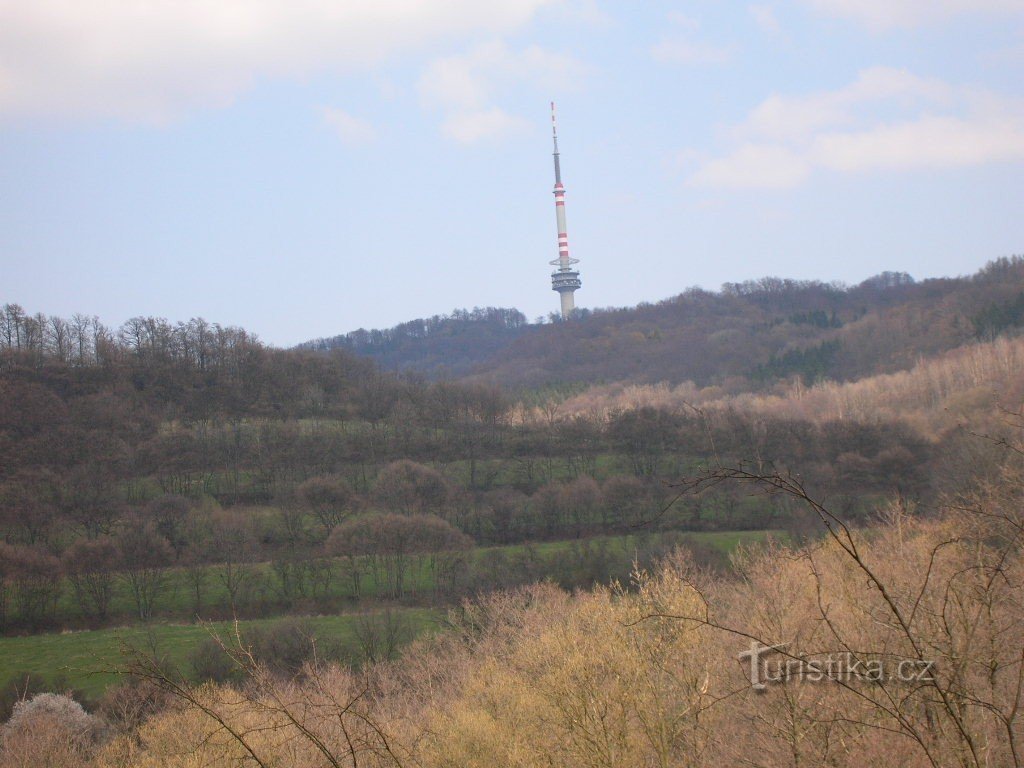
[2, 257, 1022, 648]
[300, 307, 529, 378]
[302, 258, 1024, 390]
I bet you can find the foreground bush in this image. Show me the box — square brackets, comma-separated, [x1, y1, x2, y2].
[0, 692, 104, 767]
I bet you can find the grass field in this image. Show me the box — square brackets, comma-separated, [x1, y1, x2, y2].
[45, 528, 785, 625]
[0, 529, 784, 699]
[0, 608, 442, 700]
[518, 529, 780, 557]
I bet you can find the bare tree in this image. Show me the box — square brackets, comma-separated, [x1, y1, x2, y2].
[62, 537, 118, 622]
[373, 461, 449, 517]
[297, 475, 357, 537]
[124, 623, 406, 767]
[327, 513, 471, 599]
[0, 543, 62, 630]
[353, 609, 412, 664]
[207, 509, 261, 613]
[116, 521, 172, 620]
[636, 449, 1024, 768]
[145, 494, 190, 559]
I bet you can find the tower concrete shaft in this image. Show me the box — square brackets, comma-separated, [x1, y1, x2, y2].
[549, 102, 580, 317]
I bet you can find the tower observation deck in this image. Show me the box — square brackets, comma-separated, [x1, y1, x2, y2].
[549, 102, 581, 318]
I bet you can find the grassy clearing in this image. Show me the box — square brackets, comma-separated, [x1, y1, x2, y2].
[439, 452, 707, 487]
[491, 529, 782, 559]
[50, 529, 784, 624]
[0, 608, 442, 700]
[1, 529, 784, 699]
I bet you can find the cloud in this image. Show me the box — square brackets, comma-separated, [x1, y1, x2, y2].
[749, 5, 782, 35]
[418, 40, 582, 110]
[651, 10, 734, 66]
[321, 107, 375, 144]
[0, 0, 555, 121]
[666, 11, 702, 31]
[799, 0, 1023, 29]
[547, 0, 615, 27]
[418, 40, 583, 142]
[813, 116, 1024, 172]
[688, 67, 1024, 189]
[441, 107, 531, 143]
[690, 145, 811, 188]
[736, 67, 953, 142]
[651, 40, 734, 65]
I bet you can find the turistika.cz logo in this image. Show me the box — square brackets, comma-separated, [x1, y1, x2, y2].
[738, 641, 936, 691]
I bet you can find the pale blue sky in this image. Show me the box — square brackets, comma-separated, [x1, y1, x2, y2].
[2, 0, 1023, 345]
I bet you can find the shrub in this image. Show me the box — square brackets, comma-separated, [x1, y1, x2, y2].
[189, 638, 243, 685]
[0, 692, 104, 767]
[247, 618, 326, 676]
[97, 679, 171, 734]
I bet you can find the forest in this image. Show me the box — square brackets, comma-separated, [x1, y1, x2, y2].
[305, 259, 1024, 387]
[1, 258, 1023, 767]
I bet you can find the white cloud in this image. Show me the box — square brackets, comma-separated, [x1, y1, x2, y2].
[0, 0, 555, 121]
[651, 11, 734, 66]
[736, 67, 953, 142]
[441, 107, 531, 143]
[813, 116, 1024, 172]
[666, 11, 702, 30]
[689, 144, 811, 188]
[749, 4, 782, 34]
[321, 107, 375, 144]
[418, 40, 583, 142]
[418, 40, 582, 110]
[547, 0, 615, 27]
[799, 0, 1023, 30]
[651, 39, 734, 65]
[669, 147, 705, 169]
[688, 67, 1024, 189]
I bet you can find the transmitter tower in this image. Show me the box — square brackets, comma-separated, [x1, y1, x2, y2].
[549, 102, 581, 317]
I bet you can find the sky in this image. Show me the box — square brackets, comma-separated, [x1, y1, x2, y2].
[2, 0, 1023, 346]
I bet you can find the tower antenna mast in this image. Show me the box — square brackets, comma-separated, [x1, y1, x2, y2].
[549, 101, 581, 317]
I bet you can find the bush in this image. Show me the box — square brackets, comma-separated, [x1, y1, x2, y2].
[97, 678, 171, 733]
[189, 637, 243, 685]
[374, 460, 450, 516]
[0, 692, 104, 767]
[247, 618, 326, 676]
[352, 609, 413, 664]
[0, 672, 49, 722]
[191, 618, 335, 682]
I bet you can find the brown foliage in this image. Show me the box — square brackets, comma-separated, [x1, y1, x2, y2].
[297, 474, 357, 535]
[0, 543, 62, 629]
[116, 521, 172, 620]
[556, 334, 1024, 439]
[373, 460, 449, 516]
[63, 537, 119, 622]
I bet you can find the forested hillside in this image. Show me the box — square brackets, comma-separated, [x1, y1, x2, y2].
[301, 307, 529, 378]
[2, 283, 997, 638]
[305, 258, 1024, 389]
[3, 259, 1024, 767]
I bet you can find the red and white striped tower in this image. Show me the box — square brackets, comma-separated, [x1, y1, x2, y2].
[549, 101, 581, 318]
